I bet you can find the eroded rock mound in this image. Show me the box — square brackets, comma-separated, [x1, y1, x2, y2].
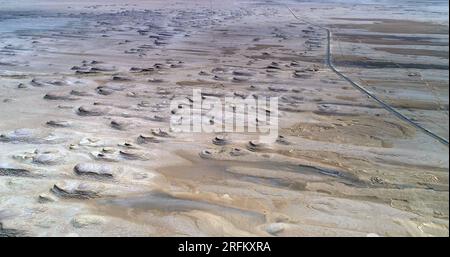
[0, 166, 32, 177]
[51, 182, 102, 199]
[74, 163, 114, 179]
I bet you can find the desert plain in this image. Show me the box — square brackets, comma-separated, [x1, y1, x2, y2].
[0, 0, 448, 237]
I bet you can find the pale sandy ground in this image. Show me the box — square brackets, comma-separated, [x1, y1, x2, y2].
[0, 0, 448, 237]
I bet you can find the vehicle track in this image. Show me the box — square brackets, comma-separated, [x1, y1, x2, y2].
[286, 6, 449, 147]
